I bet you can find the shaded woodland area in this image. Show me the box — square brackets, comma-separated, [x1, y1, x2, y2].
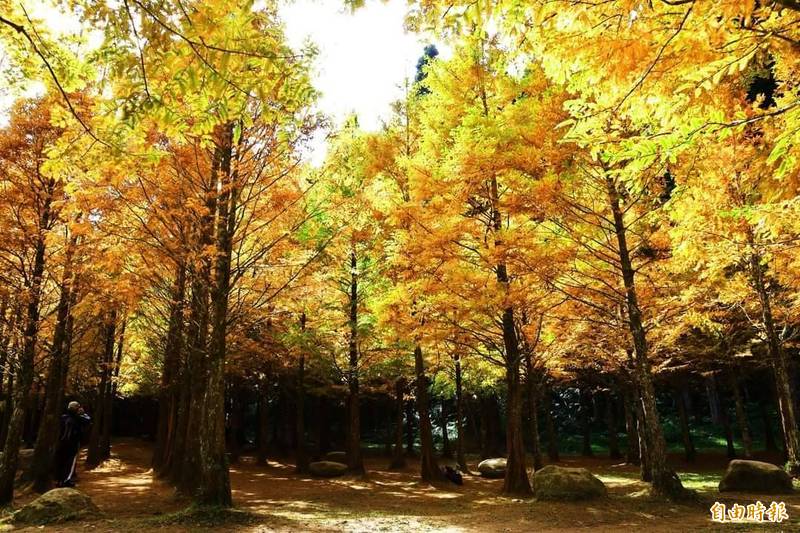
[1, 0, 800, 530]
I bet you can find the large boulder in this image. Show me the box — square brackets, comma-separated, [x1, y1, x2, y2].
[533, 465, 607, 501]
[11, 488, 101, 525]
[478, 458, 506, 478]
[309, 461, 348, 478]
[719, 460, 793, 494]
[324, 451, 347, 463]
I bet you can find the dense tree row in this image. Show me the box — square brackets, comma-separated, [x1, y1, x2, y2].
[0, 0, 799, 509]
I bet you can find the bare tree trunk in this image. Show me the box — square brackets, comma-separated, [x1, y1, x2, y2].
[720, 392, 736, 459]
[544, 387, 559, 462]
[440, 398, 452, 459]
[606, 391, 621, 460]
[760, 398, 778, 452]
[175, 175, 215, 493]
[153, 262, 185, 473]
[346, 249, 364, 475]
[197, 125, 235, 506]
[479, 396, 491, 460]
[729, 373, 752, 458]
[674, 385, 695, 462]
[487, 171, 530, 495]
[295, 314, 309, 473]
[389, 377, 406, 469]
[86, 311, 116, 469]
[623, 388, 639, 465]
[706, 374, 722, 425]
[580, 388, 593, 457]
[100, 319, 125, 461]
[633, 384, 652, 481]
[454, 354, 468, 472]
[605, 173, 686, 499]
[0, 188, 52, 505]
[524, 349, 543, 469]
[257, 372, 270, 465]
[226, 382, 242, 465]
[405, 398, 415, 457]
[415, 346, 443, 482]
[30, 235, 76, 492]
[749, 239, 800, 474]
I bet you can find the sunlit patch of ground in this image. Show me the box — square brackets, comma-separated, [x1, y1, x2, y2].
[8, 440, 800, 532]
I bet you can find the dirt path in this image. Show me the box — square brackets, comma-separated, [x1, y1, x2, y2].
[9, 439, 800, 532]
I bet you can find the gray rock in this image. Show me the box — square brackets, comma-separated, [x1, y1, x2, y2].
[11, 488, 101, 525]
[533, 465, 607, 501]
[478, 458, 506, 478]
[309, 461, 348, 477]
[324, 451, 347, 463]
[719, 460, 793, 494]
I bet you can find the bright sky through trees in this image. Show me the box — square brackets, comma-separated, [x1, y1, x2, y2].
[281, 0, 428, 163]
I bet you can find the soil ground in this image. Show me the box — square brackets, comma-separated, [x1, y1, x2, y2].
[5, 439, 800, 532]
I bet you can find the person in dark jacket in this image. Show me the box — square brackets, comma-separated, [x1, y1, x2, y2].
[54, 401, 91, 487]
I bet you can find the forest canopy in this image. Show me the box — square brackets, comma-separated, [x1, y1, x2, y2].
[0, 0, 800, 524]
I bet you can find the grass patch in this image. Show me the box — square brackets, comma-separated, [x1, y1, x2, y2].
[677, 471, 720, 492]
[147, 504, 260, 528]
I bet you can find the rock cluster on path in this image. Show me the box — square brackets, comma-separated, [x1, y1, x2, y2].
[718, 460, 794, 494]
[477, 458, 506, 478]
[532, 465, 607, 501]
[9, 488, 101, 525]
[309, 461, 348, 477]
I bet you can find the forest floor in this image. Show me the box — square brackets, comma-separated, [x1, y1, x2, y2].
[5, 439, 800, 532]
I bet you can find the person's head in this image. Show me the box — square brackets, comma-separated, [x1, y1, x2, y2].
[67, 401, 80, 413]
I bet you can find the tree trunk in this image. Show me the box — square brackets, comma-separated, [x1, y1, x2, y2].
[197, 125, 235, 506]
[633, 387, 652, 481]
[175, 179, 215, 493]
[486, 170, 530, 495]
[720, 393, 736, 459]
[729, 372, 753, 458]
[405, 398, 415, 457]
[502, 330, 530, 495]
[153, 262, 185, 473]
[226, 383, 242, 465]
[706, 374, 722, 425]
[606, 391, 621, 460]
[390, 377, 407, 469]
[479, 396, 491, 460]
[749, 239, 800, 474]
[623, 387, 640, 465]
[295, 314, 309, 473]
[346, 249, 364, 475]
[257, 372, 270, 465]
[414, 346, 443, 482]
[524, 350, 543, 469]
[580, 388, 593, 457]
[86, 311, 116, 469]
[674, 385, 695, 462]
[454, 354, 468, 472]
[0, 188, 51, 505]
[30, 235, 76, 492]
[605, 173, 686, 499]
[760, 397, 778, 452]
[440, 397, 452, 458]
[544, 387, 559, 462]
[100, 319, 125, 462]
